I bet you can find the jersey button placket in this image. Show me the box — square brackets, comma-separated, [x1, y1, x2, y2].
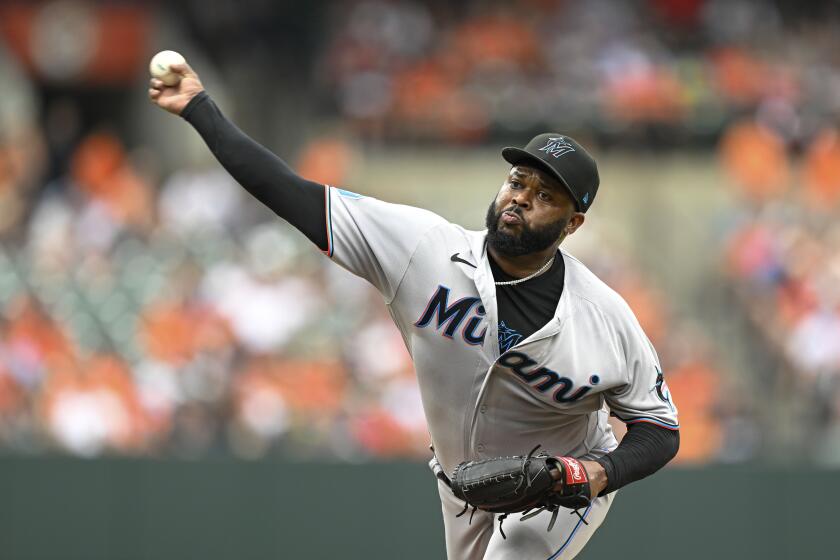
[479, 404, 487, 413]
[476, 443, 485, 453]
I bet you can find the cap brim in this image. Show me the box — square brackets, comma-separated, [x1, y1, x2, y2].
[501, 147, 580, 210]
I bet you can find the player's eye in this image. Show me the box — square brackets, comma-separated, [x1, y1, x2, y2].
[509, 180, 522, 189]
[538, 191, 551, 202]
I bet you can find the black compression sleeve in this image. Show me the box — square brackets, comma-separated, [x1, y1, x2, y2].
[180, 91, 328, 250]
[594, 422, 679, 495]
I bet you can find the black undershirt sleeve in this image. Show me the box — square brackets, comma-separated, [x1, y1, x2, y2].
[594, 422, 680, 495]
[180, 91, 328, 250]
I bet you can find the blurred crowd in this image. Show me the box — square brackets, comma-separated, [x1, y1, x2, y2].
[721, 118, 840, 464]
[0, 116, 733, 463]
[0, 128, 430, 459]
[3, 0, 840, 465]
[318, 0, 840, 145]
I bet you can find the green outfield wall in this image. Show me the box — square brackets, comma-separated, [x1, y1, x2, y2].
[0, 458, 834, 559]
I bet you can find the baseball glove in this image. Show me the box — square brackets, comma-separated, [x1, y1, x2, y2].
[449, 446, 592, 538]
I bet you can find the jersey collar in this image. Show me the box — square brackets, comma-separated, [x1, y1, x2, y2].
[465, 231, 577, 354]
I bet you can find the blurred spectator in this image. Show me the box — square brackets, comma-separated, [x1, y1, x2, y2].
[315, 0, 840, 146]
[802, 129, 840, 209]
[720, 120, 789, 201]
[296, 135, 356, 187]
[721, 115, 840, 465]
[71, 131, 154, 230]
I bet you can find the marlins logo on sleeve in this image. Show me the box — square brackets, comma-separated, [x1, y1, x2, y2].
[604, 315, 679, 431]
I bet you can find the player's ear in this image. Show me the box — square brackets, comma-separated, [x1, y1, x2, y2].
[566, 213, 585, 236]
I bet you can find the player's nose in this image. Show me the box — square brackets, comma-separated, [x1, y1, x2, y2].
[510, 190, 532, 209]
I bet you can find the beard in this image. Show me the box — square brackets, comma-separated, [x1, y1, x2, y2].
[485, 199, 569, 257]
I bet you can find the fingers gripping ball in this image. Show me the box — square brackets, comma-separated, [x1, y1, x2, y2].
[149, 50, 186, 86]
[450, 446, 592, 538]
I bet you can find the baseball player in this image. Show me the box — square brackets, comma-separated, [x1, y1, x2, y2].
[149, 63, 679, 560]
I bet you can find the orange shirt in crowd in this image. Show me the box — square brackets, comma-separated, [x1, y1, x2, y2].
[350, 406, 427, 457]
[667, 360, 722, 464]
[70, 132, 154, 228]
[803, 129, 840, 209]
[6, 298, 73, 366]
[452, 15, 540, 69]
[719, 120, 789, 200]
[604, 66, 686, 125]
[236, 358, 348, 416]
[710, 47, 769, 105]
[140, 302, 233, 366]
[0, 362, 25, 415]
[297, 137, 354, 187]
[392, 60, 454, 123]
[614, 275, 668, 346]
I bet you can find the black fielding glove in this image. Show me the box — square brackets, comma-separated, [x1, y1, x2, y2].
[449, 446, 592, 538]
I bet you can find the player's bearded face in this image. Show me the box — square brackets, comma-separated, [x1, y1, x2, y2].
[485, 199, 569, 256]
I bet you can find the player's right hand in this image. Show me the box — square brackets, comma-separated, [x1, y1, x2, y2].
[148, 62, 204, 116]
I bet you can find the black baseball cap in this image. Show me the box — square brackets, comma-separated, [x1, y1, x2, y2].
[501, 133, 600, 212]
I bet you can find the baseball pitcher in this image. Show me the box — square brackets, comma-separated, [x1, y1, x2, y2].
[149, 62, 679, 560]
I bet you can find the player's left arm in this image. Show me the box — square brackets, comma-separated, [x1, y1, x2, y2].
[582, 422, 679, 498]
[584, 307, 680, 498]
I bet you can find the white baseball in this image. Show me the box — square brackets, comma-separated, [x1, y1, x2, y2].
[149, 50, 186, 86]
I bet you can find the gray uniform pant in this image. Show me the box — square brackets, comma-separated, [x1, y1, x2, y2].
[437, 478, 615, 560]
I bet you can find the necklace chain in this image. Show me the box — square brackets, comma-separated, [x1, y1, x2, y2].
[494, 255, 555, 286]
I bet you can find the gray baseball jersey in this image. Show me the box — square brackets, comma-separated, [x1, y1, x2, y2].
[325, 186, 679, 558]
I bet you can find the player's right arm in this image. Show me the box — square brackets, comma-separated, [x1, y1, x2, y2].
[149, 62, 446, 300]
[148, 63, 328, 249]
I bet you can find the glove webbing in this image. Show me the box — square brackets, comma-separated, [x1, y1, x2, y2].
[518, 495, 591, 537]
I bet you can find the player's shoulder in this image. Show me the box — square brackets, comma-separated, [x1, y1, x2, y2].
[328, 186, 452, 232]
[561, 249, 637, 325]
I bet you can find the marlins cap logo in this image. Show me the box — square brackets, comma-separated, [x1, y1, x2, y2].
[538, 136, 576, 159]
